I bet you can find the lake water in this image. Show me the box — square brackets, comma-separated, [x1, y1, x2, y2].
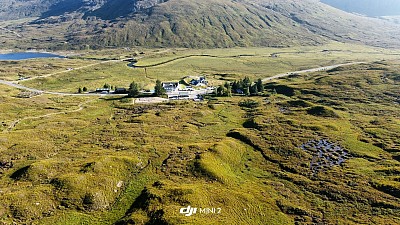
[0, 52, 64, 60]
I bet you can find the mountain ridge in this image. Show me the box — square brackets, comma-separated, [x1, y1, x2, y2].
[1, 0, 400, 49]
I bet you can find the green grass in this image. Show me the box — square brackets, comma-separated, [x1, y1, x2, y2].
[10, 42, 400, 92]
[0, 49, 399, 224]
[0, 58, 92, 81]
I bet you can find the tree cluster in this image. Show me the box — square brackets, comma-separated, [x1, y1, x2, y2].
[127, 79, 166, 98]
[216, 82, 232, 97]
[78, 86, 88, 93]
[215, 77, 264, 97]
[103, 83, 113, 90]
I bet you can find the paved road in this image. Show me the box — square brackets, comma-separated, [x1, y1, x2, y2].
[0, 79, 43, 93]
[262, 62, 365, 82]
[0, 61, 365, 96]
[0, 79, 126, 96]
[22, 57, 134, 82]
[0, 57, 134, 96]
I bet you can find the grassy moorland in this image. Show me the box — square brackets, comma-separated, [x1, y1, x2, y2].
[0, 51, 399, 224]
[0, 58, 93, 81]
[13, 42, 400, 92]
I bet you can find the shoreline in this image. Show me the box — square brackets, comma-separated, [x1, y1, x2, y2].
[0, 49, 13, 54]
[0, 49, 78, 57]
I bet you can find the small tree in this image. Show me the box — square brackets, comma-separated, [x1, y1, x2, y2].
[154, 80, 166, 97]
[243, 86, 250, 96]
[256, 78, 264, 93]
[250, 84, 258, 95]
[83, 87, 87, 92]
[78, 87, 82, 93]
[243, 76, 251, 88]
[232, 81, 239, 93]
[224, 82, 230, 89]
[216, 85, 224, 97]
[238, 80, 244, 90]
[226, 84, 232, 97]
[128, 81, 139, 97]
[103, 83, 110, 89]
[223, 82, 232, 96]
[239, 99, 259, 109]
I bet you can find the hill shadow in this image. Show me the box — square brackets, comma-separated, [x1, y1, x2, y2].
[40, 0, 84, 18]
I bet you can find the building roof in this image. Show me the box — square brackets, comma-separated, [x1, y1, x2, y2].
[96, 88, 110, 91]
[162, 82, 179, 85]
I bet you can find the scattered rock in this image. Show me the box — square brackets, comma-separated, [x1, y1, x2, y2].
[17, 91, 41, 98]
[117, 181, 124, 188]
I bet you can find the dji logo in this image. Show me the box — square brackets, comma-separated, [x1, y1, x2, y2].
[180, 206, 197, 217]
[179, 206, 222, 217]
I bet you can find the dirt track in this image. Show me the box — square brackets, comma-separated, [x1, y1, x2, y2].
[3, 99, 94, 133]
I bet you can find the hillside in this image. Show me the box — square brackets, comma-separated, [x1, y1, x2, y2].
[0, 0, 165, 21]
[0, 52, 399, 224]
[0, 0, 400, 49]
[0, 0, 72, 20]
[0, 0, 161, 19]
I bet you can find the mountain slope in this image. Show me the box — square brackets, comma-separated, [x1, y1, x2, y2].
[1, 0, 400, 49]
[93, 0, 325, 48]
[84, 0, 168, 20]
[0, 0, 166, 21]
[91, 0, 400, 48]
[0, 0, 72, 20]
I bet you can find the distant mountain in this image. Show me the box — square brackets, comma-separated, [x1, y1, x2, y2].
[1, 0, 400, 49]
[321, 0, 400, 17]
[0, 0, 167, 21]
[0, 0, 57, 20]
[84, 0, 168, 20]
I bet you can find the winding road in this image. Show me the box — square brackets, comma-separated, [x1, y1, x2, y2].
[0, 79, 122, 96]
[0, 57, 134, 96]
[0, 61, 366, 132]
[0, 61, 365, 96]
[22, 57, 134, 82]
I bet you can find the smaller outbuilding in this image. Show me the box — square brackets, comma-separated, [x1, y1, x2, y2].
[190, 76, 208, 86]
[114, 88, 128, 94]
[94, 88, 110, 94]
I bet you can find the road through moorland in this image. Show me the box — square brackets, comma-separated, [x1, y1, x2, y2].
[22, 57, 134, 82]
[0, 57, 134, 96]
[261, 62, 365, 82]
[0, 79, 123, 96]
[0, 61, 365, 95]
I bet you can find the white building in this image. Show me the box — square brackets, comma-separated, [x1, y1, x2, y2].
[162, 82, 179, 92]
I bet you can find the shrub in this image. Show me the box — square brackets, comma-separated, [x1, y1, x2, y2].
[281, 100, 312, 108]
[239, 99, 259, 109]
[307, 106, 339, 118]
